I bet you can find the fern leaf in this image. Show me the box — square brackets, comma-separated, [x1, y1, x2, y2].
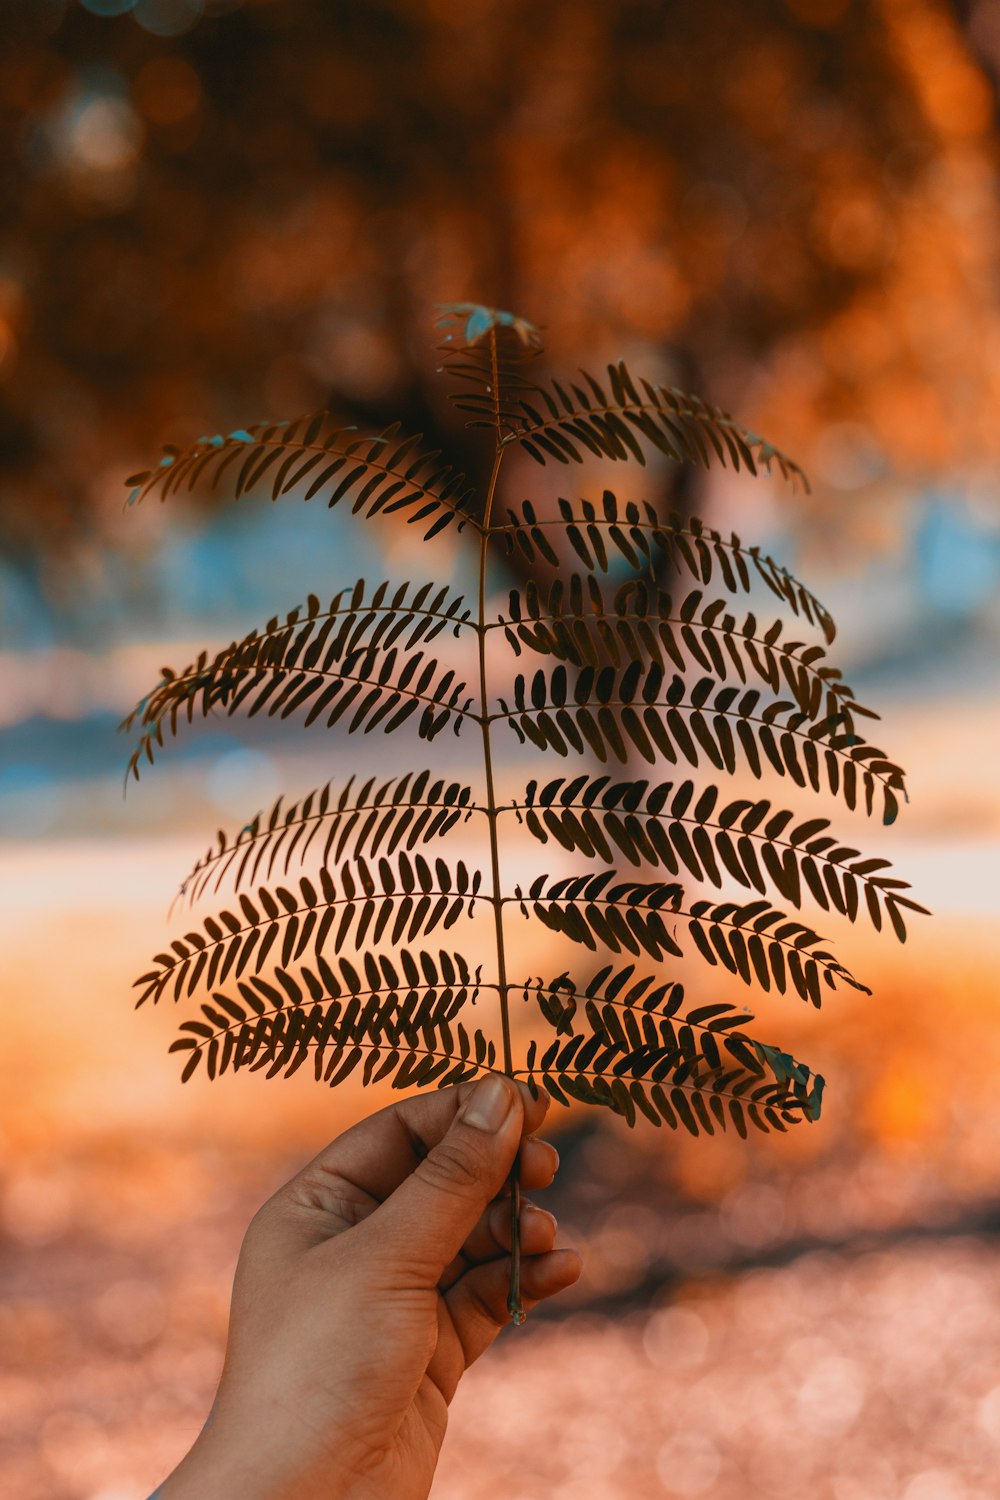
[685, 896, 869, 1005]
[435, 303, 544, 438]
[516, 875, 868, 1002]
[496, 662, 906, 822]
[497, 576, 872, 726]
[522, 964, 825, 1130]
[122, 582, 476, 780]
[177, 772, 480, 906]
[513, 970, 820, 1135]
[169, 948, 494, 1087]
[514, 870, 686, 962]
[124, 416, 479, 540]
[524, 1048, 816, 1135]
[510, 364, 808, 491]
[495, 496, 835, 642]
[516, 776, 928, 940]
[135, 858, 483, 1007]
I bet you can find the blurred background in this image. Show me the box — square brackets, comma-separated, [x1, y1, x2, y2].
[2, 1, 999, 1496]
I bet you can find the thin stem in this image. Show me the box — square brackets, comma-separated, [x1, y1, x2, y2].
[476, 411, 525, 1323]
[479, 453, 512, 1069]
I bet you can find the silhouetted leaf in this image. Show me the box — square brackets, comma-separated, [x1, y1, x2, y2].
[137, 860, 484, 1006]
[515, 776, 925, 938]
[497, 663, 905, 818]
[513, 962, 821, 1134]
[176, 772, 480, 906]
[125, 416, 480, 540]
[495, 492, 835, 643]
[122, 583, 477, 778]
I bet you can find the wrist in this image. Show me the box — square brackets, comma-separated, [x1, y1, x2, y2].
[153, 1443, 272, 1500]
[155, 1422, 358, 1500]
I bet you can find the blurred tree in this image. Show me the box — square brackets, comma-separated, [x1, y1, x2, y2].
[2, 0, 1000, 564]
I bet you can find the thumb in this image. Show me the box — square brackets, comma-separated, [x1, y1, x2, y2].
[374, 1074, 527, 1279]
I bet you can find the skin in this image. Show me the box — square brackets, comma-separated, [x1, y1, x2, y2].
[155, 1075, 581, 1500]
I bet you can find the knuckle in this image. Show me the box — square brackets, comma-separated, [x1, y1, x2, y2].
[420, 1138, 486, 1196]
[291, 1165, 374, 1226]
[244, 1191, 281, 1240]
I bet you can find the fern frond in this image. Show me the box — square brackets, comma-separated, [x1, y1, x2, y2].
[685, 896, 869, 1005]
[496, 663, 906, 823]
[122, 303, 932, 1337]
[122, 581, 476, 780]
[522, 965, 822, 1114]
[515, 874, 868, 1003]
[178, 772, 481, 907]
[124, 416, 479, 540]
[516, 776, 928, 940]
[169, 948, 493, 1087]
[495, 496, 835, 642]
[520, 1054, 811, 1135]
[519, 963, 690, 1038]
[497, 576, 871, 725]
[513, 871, 686, 962]
[514, 975, 819, 1135]
[435, 303, 544, 438]
[135, 858, 483, 1007]
[510, 363, 808, 490]
[522, 965, 824, 1131]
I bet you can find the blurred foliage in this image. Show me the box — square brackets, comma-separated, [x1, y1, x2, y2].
[3, 0, 1000, 561]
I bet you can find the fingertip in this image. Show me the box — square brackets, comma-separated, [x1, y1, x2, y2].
[515, 1081, 551, 1138]
[520, 1247, 583, 1301]
[512, 1079, 538, 1113]
[486, 1199, 557, 1254]
[530, 1134, 559, 1170]
[551, 1247, 583, 1279]
[516, 1135, 559, 1192]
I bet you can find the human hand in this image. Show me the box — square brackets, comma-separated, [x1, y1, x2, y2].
[156, 1075, 581, 1500]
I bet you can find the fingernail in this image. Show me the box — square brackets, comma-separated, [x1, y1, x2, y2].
[463, 1075, 514, 1133]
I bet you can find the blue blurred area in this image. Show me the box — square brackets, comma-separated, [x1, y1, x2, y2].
[1, 484, 997, 841]
[916, 495, 1000, 617]
[0, 488, 474, 839]
[760, 492, 1000, 697]
[0, 484, 390, 651]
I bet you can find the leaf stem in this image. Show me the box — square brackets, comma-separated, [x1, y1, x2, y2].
[477, 417, 525, 1324]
